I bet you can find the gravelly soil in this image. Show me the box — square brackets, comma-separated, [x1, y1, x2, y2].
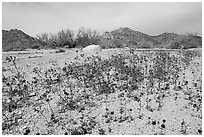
[2, 48, 202, 135]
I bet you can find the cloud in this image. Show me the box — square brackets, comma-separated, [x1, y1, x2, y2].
[2, 2, 202, 36]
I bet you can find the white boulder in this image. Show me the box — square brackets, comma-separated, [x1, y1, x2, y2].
[82, 45, 102, 55]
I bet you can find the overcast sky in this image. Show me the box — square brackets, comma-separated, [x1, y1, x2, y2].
[2, 2, 202, 37]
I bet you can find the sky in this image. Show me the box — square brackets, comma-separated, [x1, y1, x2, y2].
[2, 2, 202, 37]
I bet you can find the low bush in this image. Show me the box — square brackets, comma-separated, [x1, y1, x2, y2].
[31, 44, 41, 49]
[2, 46, 201, 135]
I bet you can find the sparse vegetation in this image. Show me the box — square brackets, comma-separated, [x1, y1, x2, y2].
[3, 27, 201, 52]
[2, 49, 202, 135]
[36, 29, 75, 48]
[75, 27, 101, 48]
[31, 44, 41, 49]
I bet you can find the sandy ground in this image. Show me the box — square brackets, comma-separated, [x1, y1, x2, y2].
[2, 48, 202, 135]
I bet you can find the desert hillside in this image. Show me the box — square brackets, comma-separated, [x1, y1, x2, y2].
[2, 27, 202, 52]
[101, 27, 202, 49]
[2, 29, 46, 51]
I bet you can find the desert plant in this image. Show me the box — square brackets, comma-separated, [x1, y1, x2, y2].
[75, 27, 101, 48]
[37, 29, 75, 48]
[2, 49, 201, 135]
[31, 44, 41, 49]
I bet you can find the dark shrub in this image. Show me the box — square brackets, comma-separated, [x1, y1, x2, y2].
[31, 44, 41, 49]
[75, 27, 101, 48]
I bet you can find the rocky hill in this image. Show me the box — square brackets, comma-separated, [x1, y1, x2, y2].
[2, 28, 202, 51]
[2, 29, 46, 52]
[100, 27, 202, 49]
[151, 32, 179, 44]
[101, 27, 157, 48]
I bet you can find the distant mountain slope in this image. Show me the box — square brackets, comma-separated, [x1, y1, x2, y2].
[101, 27, 202, 49]
[151, 32, 179, 44]
[154, 33, 202, 49]
[101, 27, 161, 48]
[2, 28, 202, 51]
[2, 29, 46, 52]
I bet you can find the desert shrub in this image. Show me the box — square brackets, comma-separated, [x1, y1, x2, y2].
[56, 29, 75, 48]
[75, 27, 101, 48]
[36, 29, 75, 49]
[37, 33, 56, 48]
[31, 44, 41, 49]
[36, 33, 49, 42]
[37, 28, 102, 49]
[36, 33, 48, 47]
[2, 50, 202, 135]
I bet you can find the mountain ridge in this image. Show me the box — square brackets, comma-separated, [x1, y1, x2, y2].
[2, 29, 47, 51]
[101, 27, 201, 49]
[2, 27, 202, 51]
